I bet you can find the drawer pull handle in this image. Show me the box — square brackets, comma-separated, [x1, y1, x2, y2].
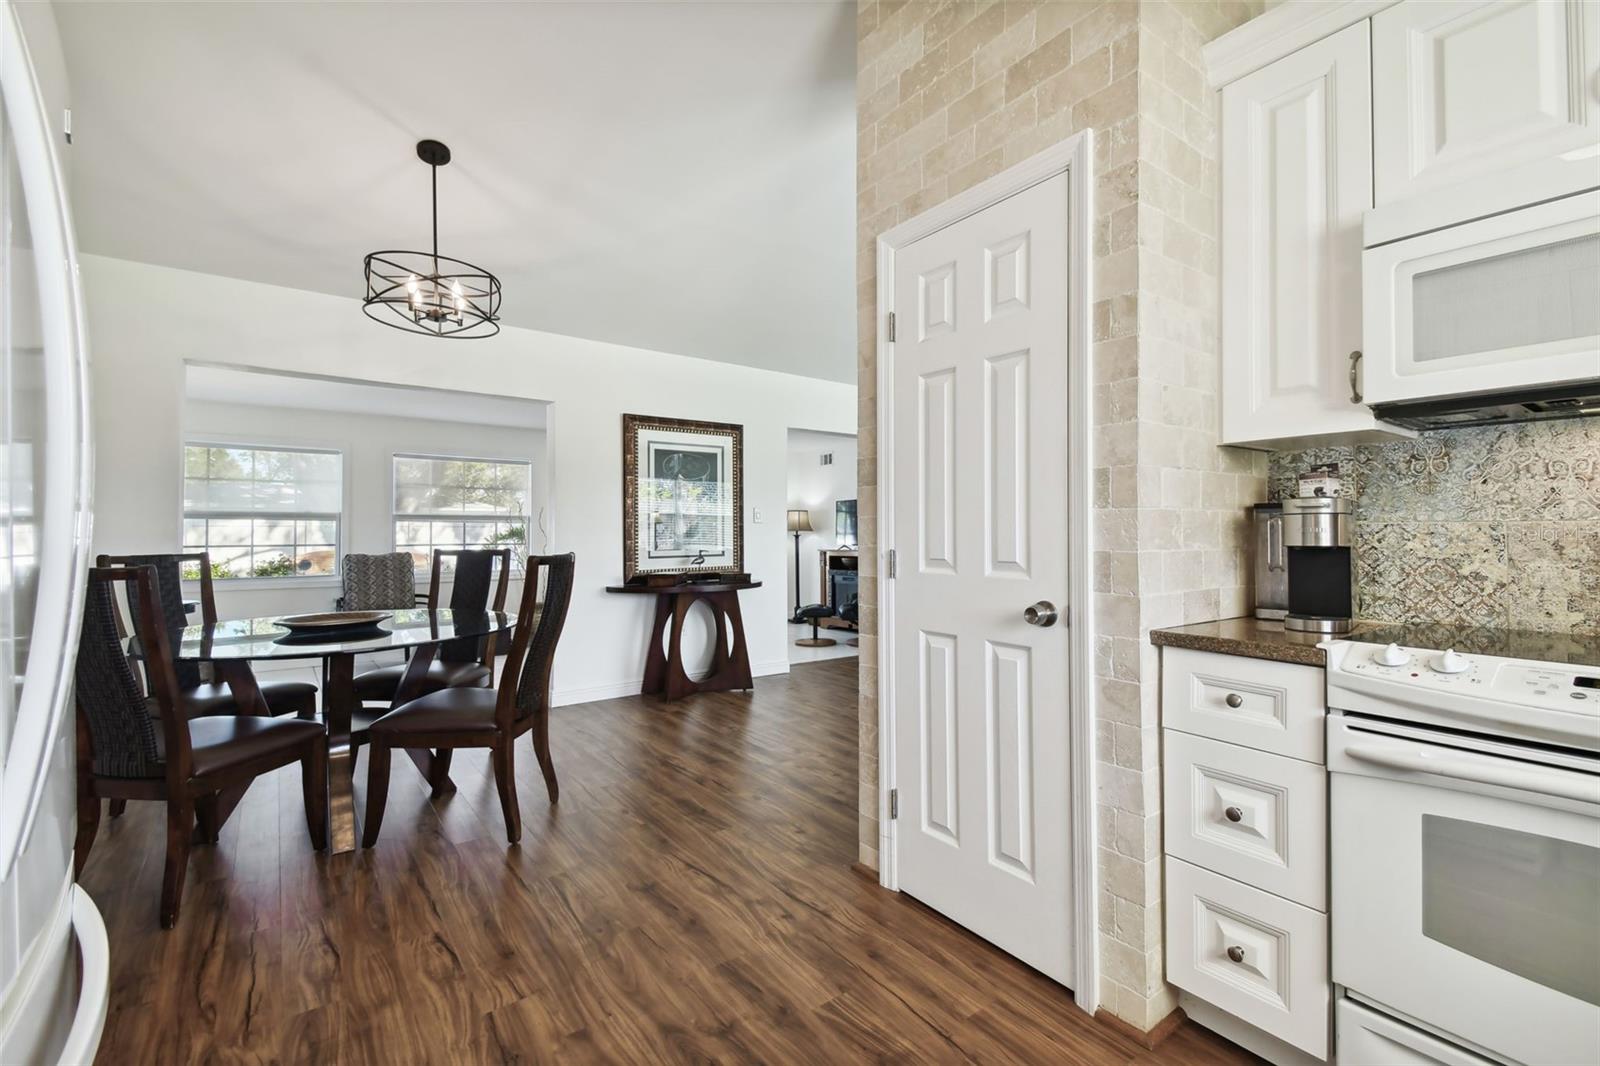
[1224, 692, 1243, 708]
[1224, 806, 1243, 823]
[1226, 945, 1246, 964]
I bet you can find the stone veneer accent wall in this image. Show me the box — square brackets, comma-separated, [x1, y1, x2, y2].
[856, 0, 1262, 1030]
[1270, 418, 1600, 633]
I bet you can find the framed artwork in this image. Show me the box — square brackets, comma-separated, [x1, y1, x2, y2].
[622, 413, 743, 582]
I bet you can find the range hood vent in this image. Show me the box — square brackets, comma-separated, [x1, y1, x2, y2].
[1371, 380, 1600, 431]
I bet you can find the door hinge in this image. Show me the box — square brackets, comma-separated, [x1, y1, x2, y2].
[886, 311, 896, 342]
[889, 788, 898, 820]
[885, 548, 896, 579]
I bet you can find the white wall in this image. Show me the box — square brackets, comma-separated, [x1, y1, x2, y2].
[181, 396, 548, 626]
[784, 431, 856, 612]
[85, 255, 857, 703]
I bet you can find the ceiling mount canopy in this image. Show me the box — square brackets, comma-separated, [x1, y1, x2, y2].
[363, 139, 502, 339]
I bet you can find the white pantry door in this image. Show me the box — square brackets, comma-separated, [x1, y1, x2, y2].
[891, 172, 1073, 984]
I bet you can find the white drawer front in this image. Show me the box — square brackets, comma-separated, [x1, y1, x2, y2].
[1166, 857, 1330, 1060]
[1163, 730, 1327, 910]
[1161, 647, 1326, 761]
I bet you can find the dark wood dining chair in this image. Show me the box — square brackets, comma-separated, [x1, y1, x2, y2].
[352, 547, 511, 704]
[74, 566, 328, 928]
[96, 551, 318, 720]
[362, 553, 574, 847]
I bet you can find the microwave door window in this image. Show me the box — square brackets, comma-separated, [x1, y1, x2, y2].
[1421, 814, 1600, 1007]
[1411, 234, 1600, 363]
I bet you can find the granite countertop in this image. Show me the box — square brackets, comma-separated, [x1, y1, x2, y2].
[1148, 617, 1376, 667]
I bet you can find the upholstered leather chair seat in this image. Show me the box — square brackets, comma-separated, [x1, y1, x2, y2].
[352, 660, 491, 700]
[369, 687, 500, 736]
[186, 715, 328, 779]
[180, 680, 318, 718]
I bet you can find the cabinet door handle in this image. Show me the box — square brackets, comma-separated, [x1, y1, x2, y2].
[1225, 692, 1244, 708]
[1348, 350, 1363, 404]
[1224, 806, 1244, 823]
[1227, 945, 1246, 963]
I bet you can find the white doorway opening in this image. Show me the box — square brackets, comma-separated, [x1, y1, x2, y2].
[785, 428, 858, 665]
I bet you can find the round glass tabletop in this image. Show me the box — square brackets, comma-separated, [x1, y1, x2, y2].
[175, 608, 517, 661]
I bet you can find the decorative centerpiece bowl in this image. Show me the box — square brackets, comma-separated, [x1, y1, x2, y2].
[273, 611, 389, 637]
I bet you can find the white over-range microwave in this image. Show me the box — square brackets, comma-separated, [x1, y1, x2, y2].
[1361, 175, 1600, 429]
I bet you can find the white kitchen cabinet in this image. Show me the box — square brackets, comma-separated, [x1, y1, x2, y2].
[1372, 0, 1600, 206]
[1218, 21, 1404, 450]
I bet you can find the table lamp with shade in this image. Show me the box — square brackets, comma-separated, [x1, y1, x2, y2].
[787, 509, 813, 623]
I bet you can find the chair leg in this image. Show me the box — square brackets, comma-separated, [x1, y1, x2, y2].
[109, 799, 127, 819]
[531, 708, 559, 805]
[161, 798, 194, 929]
[491, 740, 521, 845]
[195, 792, 222, 844]
[427, 748, 454, 798]
[362, 741, 392, 849]
[302, 739, 329, 852]
[74, 795, 100, 880]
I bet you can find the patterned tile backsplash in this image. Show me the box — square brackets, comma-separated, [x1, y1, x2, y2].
[1269, 418, 1600, 634]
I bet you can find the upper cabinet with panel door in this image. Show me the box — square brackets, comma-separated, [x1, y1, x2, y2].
[1214, 21, 1409, 450]
[1372, 0, 1600, 208]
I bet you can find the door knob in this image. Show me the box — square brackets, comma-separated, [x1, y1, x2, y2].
[1023, 601, 1058, 627]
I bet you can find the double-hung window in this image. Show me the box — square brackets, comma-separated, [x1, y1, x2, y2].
[182, 444, 343, 579]
[392, 454, 531, 571]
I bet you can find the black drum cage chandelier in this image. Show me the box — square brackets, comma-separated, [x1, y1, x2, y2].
[363, 140, 502, 339]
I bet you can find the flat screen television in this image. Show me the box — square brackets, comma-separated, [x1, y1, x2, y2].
[836, 498, 858, 547]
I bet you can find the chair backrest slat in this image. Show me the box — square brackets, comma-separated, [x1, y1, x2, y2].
[496, 553, 575, 729]
[76, 567, 192, 783]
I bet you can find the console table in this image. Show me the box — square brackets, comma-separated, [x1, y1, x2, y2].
[605, 581, 762, 700]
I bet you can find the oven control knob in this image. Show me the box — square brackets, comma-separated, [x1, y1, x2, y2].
[1375, 643, 1408, 667]
[1431, 649, 1470, 674]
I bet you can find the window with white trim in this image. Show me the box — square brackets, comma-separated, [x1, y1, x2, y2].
[182, 444, 343, 579]
[392, 454, 531, 572]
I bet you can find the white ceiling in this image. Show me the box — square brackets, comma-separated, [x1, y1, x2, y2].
[186, 364, 549, 430]
[55, 1, 857, 383]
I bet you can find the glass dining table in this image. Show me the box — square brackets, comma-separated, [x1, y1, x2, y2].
[175, 608, 516, 853]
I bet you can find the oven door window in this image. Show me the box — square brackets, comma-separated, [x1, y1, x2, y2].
[1422, 815, 1600, 1007]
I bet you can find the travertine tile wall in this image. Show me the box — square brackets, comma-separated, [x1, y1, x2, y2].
[856, 0, 1261, 1030]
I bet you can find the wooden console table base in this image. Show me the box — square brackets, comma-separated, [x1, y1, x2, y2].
[606, 582, 762, 700]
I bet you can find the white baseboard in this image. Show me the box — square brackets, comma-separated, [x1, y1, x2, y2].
[551, 658, 789, 707]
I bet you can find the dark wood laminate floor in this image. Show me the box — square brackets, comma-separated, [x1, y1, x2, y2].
[80, 659, 1261, 1065]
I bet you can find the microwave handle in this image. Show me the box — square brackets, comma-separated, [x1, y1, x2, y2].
[1344, 743, 1600, 806]
[1348, 350, 1363, 404]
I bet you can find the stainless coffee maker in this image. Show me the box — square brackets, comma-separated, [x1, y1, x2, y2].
[1252, 503, 1287, 621]
[1280, 496, 1353, 634]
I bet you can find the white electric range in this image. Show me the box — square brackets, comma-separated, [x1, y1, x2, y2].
[1325, 628, 1600, 1066]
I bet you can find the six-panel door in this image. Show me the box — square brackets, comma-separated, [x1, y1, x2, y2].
[890, 172, 1074, 985]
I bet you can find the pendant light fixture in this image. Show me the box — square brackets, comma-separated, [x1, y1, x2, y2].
[363, 139, 502, 338]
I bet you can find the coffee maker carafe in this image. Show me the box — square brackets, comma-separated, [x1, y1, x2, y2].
[1281, 497, 1352, 634]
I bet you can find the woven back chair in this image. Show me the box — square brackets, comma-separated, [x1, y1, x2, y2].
[339, 552, 420, 611]
[362, 553, 575, 847]
[74, 566, 330, 927]
[96, 550, 317, 721]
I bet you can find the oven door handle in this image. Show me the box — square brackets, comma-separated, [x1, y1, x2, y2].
[1344, 744, 1600, 806]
